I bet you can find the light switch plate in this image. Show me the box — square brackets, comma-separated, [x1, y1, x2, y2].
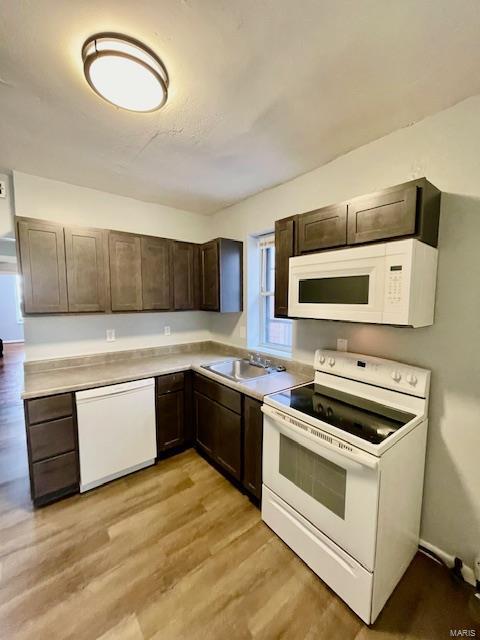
[0, 181, 6, 198]
[164, 326, 171, 336]
[106, 329, 116, 342]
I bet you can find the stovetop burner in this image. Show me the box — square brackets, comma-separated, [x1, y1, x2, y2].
[268, 383, 415, 444]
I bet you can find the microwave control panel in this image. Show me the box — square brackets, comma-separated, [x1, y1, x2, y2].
[386, 265, 403, 305]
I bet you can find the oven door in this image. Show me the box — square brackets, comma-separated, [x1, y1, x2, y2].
[288, 244, 386, 322]
[262, 406, 380, 570]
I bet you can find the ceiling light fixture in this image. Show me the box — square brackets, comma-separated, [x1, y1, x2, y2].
[82, 33, 169, 112]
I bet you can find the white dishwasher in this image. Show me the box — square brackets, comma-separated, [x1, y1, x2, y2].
[76, 378, 157, 492]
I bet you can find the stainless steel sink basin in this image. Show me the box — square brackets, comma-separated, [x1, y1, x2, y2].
[201, 359, 274, 382]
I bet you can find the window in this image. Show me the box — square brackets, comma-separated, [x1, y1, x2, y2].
[258, 234, 292, 353]
[15, 275, 23, 324]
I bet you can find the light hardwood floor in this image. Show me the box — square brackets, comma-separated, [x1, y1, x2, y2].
[0, 343, 478, 639]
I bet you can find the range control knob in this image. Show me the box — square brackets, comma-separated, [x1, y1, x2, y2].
[391, 370, 402, 383]
[406, 373, 418, 386]
[318, 354, 326, 365]
[328, 357, 336, 367]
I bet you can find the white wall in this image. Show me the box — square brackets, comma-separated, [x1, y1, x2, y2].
[14, 172, 212, 360]
[209, 95, 480, 573]
[0, 273, 24, 342]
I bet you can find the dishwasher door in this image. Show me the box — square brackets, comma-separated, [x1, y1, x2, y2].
[76, 378, 157, 492]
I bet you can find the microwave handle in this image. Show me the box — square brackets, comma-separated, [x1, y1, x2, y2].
[261, 404, 379, 470]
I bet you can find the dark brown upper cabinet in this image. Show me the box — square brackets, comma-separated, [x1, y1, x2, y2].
[17, 217, 68, 314]
[199, 238, 243, 313]
[347, 178, 440, 247]
[274, 217, 295, 318]
[172, 241, 196, 310]
[199, 240, 219, 310]
[297, 204, 348, 253]
[65, 226, 108, 313]
[109, 231, 143, 312]
[141, 236, 172, 311]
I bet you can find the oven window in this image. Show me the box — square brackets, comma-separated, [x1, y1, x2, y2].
[298, 275, 369, 305]
[279, 434, 346, 519]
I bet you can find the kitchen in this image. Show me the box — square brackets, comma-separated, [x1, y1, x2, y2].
[0, 2, 479, 638]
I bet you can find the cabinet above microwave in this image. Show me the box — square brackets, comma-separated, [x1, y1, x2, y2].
[274, 178, 441, 319]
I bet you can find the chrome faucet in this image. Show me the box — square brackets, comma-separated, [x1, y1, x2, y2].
[248, 352, 271, 369]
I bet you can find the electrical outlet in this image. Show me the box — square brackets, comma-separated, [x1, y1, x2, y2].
[164, 326, 171, 336]
[106, 329, 116, 342]
[337, 338, 348, 352]
[0, 181, 6, 198]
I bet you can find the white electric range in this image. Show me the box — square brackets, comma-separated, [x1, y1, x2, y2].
[261, 349, 430, 624]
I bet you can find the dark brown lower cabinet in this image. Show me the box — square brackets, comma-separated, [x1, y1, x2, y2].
[156, 391, 185, 451]
[243, 397, 263, 500]
[25, 372, 266, 508]
[156, 373, 186, 453]
[24, 392, 79, 506]
[193, 374, 242, 481]
[214, 402, 241, 480]
[194, 391, 216, 458]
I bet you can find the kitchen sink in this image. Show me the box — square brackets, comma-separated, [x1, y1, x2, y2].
[201, 358, 279, 382]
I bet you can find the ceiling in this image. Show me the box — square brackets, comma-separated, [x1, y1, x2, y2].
[1, 1, 480, 214]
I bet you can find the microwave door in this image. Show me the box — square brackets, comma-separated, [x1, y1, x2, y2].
[288, 255, 385, 322]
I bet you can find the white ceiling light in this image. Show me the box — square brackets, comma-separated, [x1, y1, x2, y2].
[82, 33, 169, 112]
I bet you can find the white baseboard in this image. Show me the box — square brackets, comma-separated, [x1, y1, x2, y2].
[420, 539, 476, 587]
[2, 339, 24, 344]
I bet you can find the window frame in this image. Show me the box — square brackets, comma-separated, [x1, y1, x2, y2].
[258, 233, 292, 354]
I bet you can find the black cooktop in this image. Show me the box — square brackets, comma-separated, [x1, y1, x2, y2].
[269, 383, 415, 444]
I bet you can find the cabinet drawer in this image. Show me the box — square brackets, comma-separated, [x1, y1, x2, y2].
[297, 204, 347, 253]
[156, 372, 184, 395]
[347, 185, 418, 245]
[27, 393, 73, 425]
[29, 416, 76, 462]
[193, 374, 241, 414]
[32, 452, 79, 499]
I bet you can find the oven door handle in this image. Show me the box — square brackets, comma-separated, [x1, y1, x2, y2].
[261, 404, 379, 470]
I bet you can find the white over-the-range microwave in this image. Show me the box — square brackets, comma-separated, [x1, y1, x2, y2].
[288, 238, 438, 327]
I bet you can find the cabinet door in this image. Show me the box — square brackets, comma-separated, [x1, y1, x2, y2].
[173, 241, 196, 310]
[215, 402, 242, 481]
[141, 236, 172, 311]
[347, 185, 417, 245]
[297, 204, 347, 253]
[17, 218, 68, 313]
[194, 391, 216, 457]
[156, 390, 185, 451]
[274, 217, 295, 318]
[109, 232, 143, 311]
[243, 397, 263, 499]
[65, 227, 107, 313]
[199, 240, 219, 311]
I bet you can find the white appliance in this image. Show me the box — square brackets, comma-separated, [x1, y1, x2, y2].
[261, 350, 430, 624]
[288, 238, 438, 326]
[76, 378, 157, 492]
